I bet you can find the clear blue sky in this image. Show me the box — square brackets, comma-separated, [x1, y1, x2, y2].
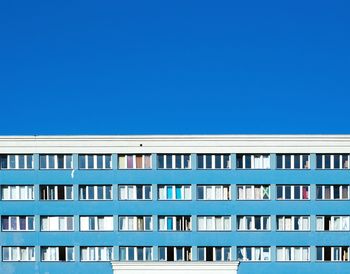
[0, 1, 349, 135]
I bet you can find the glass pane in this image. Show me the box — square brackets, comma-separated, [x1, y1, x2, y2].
[197, 155, 204, 169]
[276, 155, 283, 168]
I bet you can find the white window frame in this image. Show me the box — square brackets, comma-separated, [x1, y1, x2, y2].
[237, 185, 270, 200]
[2, 246, 35, 262]
[316, 154, 350, 169]
[1, 185, 34, 200]
[316, 185, 350, 200]
[276, 185, 310, 200]
[316, 246, 350, 261]
[39, 154, 73, 169]
[157, 154, 191, 169]
[197, 185, 231, 200]
[119, 246, 153, 261]
[80, 247, 113, 261]
[276, 154, 310, 169]
[118, 154, 152, 169]
[119, 216, 152, 231]
[158, 185, 191, 200]
[40, 216, 74, 231]
[0, 154, 33, 169]
[78, 154, 112, 169]
[2, 216, 35, 231]
[118, 185, 152, 200]
[41, 246, 75, 262]
[79, 185, 112, 200]
[80, 216, 114, 231]
[158, 216, 192, 231]
[197, 247, 231, 261]
[40, 185, 73, 200]
[237, 246, 271, 261]
[197, 154, 230, 169]
[197, 216, 231, 231]
[237, 154, 270, 169]
[277, 216, 310, 231]
[237, 216, 271, 231]
[316, 216, 350, 231]
[276, 247, 310, 261]
[158, 246, 192, 261]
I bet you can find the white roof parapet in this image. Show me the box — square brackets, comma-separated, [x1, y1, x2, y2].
[111, 261, 239, 274]
[0, 135, 349, 153]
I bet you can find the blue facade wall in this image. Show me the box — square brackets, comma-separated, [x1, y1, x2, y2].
[0, 153, 349, 274]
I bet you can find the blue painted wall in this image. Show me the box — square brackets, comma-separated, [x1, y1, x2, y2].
[0, 153, 349, 274]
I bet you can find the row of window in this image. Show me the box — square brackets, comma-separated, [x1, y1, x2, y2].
[1, 154, 350, 170]
[3, 184, 349, 201]
[2, 246, 349, 262]
[2, 215, 349, 232]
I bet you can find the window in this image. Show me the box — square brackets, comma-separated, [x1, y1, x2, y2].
[157, 154, 191, 169]
[276, 247, 310, 261]
[197, 247, 231, 261]
[80, 247, 112, 261]
[79, 185, 112, 200]
[118, 185, 151, 200]
[237, 216, 271, 231]
[41, 247, 74, 262]
[1, 185, 34, 200]
[236, 154, 270, 169]
[276, 185, 310, 200]
[41, 216, 74, 231]
[119, 216, 152, 231]
[80, 216, 114, 231]
[276, 154, 310, 169]
[316, 216, 350, 231]
[78, 154, 111, 169]
[197, 185, 231, 200]
[277, 216, 310, 231]
[316, 154, 350, 169]
[158, 185, 191, 200]
[39, 154, 72, 169]
[237, 185, 270, 200]
[197, 216, 231, 231]
[316, 246, 349, 261]
[2, 247, 35, 261]
[158, 216, 191, 231]
[40, 185, 73, 200]
[2, 216, 34, 231]
[118, 154, 151, 169]
[237, 247, 271, 261]
[159, 247, 192, 261]
[119, 247, 152, 261]
[197, 154, 230, 169]
[316, 185, 349, 200]
[0, 154, 33, 169]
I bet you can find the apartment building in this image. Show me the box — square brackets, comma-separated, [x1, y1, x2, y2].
[0, 135, 349, 274]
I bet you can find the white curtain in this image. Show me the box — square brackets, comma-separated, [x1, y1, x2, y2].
[316, 217, 324, 231]
[159, 187, 166, 200]
[184, 186, 191, 200]
[2, 187, 9, 200]
[159, 218, 165, 231]
[198, 217, 205, 230]
[224, 217, 231, 230]
[277, 248, 283, 261]
[215, 217, 223, 230]
[263, 155, 270, 169]
[238, 187, 244, 199]
[254, 248, 261, 261]
[80, 217, 89, 231]
[119, 187, 127, 200]
[104, 217, 113, 230]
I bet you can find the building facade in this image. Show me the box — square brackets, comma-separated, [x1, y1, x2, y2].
[0, 135, 349, 274]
